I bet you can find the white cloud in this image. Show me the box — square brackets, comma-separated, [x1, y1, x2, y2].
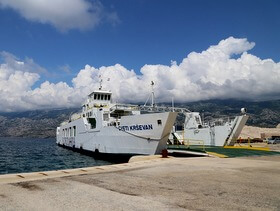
[0, 37, 280, 112]
[0, 0, 119, 32]
[0, 51, 48, 76]
[59, 64, 71, 74]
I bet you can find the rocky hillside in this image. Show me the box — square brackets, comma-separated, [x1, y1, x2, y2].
[0, 108, 79, 138]
[175, 99, 280, 128]
[0, 99, 279, 138]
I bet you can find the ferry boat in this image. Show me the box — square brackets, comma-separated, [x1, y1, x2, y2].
[56, 86, 177, 155]
[141, 81, 249, 147]
[170, 108, 249, 147]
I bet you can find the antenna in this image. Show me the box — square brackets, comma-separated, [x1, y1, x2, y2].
[99, 75, 103, 90]
[144, 81, 156, 108]
[151, 81, 155, 108]
[98, 75, 111, 90]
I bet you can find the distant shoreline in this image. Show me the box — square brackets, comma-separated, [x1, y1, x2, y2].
[0, 136, 55, 139]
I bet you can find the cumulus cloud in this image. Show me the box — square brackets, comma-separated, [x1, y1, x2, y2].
[0, 0, 120, 32]
[0, 37, 280, 112]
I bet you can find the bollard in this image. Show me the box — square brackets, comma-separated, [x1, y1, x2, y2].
[161, 149, 168, 158]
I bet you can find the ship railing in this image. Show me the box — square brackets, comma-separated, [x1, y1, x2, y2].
[70, 112, 82, 121]
[110, 103, 140, 112]
[204, 116, 237, 127]
[60, 121, 69, 126]
[139, 105, 191, 113]
[109, 103, 191, 113]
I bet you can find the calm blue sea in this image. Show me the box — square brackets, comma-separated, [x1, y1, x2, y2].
[0, 137, 112, 175]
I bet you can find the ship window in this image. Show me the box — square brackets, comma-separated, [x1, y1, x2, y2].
[104, 95, 107, 100]
[101, 94, 104, 100]
[108, 95, 111, 101]
[94, 94, 97, 100]
[69, 127, 72, 137]
[88, 118, 96, 129]
[97, 94, 100, 100]
[103, 113, 109, 121]
[73, 126, 76, 137]
[157, 120, 162, 126]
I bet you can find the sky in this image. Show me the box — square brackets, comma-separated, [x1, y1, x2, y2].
[0, 0, 280, 112]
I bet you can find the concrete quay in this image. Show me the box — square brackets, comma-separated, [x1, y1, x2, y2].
[0, 155, 280, 210]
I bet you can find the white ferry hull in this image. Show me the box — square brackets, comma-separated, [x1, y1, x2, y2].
[57, 112, 177, 155]
[173, 115, 249, 147]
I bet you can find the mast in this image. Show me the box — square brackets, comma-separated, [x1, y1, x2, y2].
[99, 75, 103, 90]
[151, 81, 155, 108]
[144, 81, 156, 108]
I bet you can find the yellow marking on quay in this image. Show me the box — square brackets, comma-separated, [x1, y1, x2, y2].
[224, 146, 270, 151]
[206, 151, 228, 158]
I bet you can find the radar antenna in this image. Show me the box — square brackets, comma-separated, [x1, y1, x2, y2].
[98, 75, 111, 90]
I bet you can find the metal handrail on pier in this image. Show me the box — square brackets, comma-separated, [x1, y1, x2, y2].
[168, 138, 206, 152]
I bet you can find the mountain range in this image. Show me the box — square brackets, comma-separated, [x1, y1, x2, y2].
[0, 99, 279, 138]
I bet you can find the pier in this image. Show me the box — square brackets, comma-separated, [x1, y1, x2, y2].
[1, 155, 280, 210]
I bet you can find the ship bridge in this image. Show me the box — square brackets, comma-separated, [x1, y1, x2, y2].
[82, 90, 112, 112]
[88, 90, 112, 103]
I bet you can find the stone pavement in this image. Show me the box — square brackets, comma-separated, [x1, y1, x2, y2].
[1, 155, 280, 210]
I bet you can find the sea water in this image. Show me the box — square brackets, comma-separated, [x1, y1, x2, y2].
[0, 137, 112, 175]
